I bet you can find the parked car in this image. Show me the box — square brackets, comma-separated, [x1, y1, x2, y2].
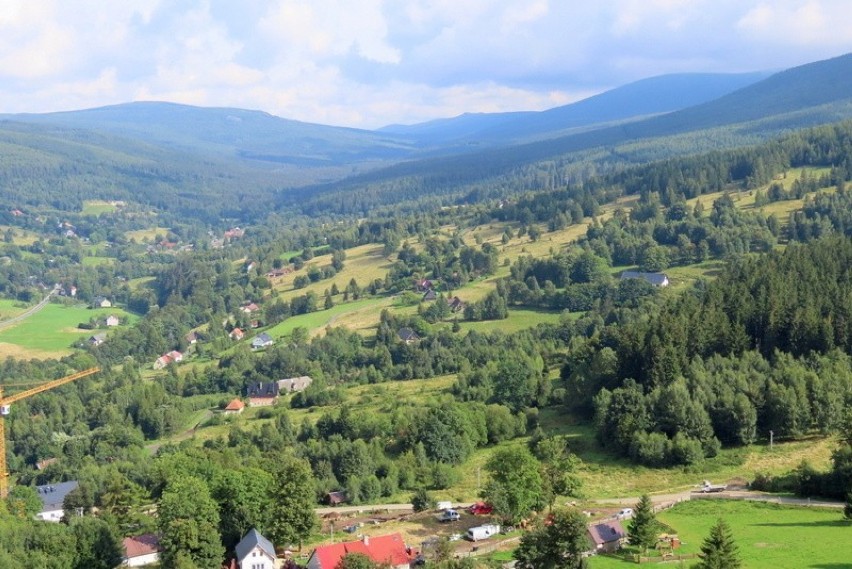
[439, 509, 461, 522]
[466, 502, 493, 515]
[617, 508, 633, 519]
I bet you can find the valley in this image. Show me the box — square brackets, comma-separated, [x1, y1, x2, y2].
[2, 51, 852, 569]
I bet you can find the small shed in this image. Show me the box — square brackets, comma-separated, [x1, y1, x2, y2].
[224, 399, 245, 415]
[588, 520, 627, 553]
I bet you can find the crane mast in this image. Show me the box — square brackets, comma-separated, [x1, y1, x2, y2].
[0, 367, 99, 499]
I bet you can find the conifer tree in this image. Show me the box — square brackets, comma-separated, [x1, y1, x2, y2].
[627, 494, 657, 552]
[695, 518, 741, 569]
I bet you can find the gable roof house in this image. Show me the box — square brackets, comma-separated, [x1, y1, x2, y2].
[229, 328, 245, 341]
[35, 481, 78, 522]
[235, 528, 276, 569]
[224, 398, 245, 415]
[240, 302, 260, 314]
[92, 296, 111, 308]
[251, 333, 274, 350]
[88, 333, 107, 347]
[587, 520, 627, 553]
[185, 331, 199, 345]
[449, 296, 465, 313]
[397, 327, 420, 344]
[422, 289, 437, 301]
[105, 315, 120, 327]
[619, 271, 670, 287]
[166, 350, 183, 363]
[123, 533, 162, 567]
[307, 533, 413, 569]
[278, 376, 313, 393]
[246, 381, 280, 406]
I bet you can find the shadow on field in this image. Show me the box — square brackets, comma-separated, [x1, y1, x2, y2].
[754, 520, 849, 528]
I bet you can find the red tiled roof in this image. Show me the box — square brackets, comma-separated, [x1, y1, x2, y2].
[311, 533, 410, 568]
[124, 534, 161, 558]
[225, 398, 245, 411]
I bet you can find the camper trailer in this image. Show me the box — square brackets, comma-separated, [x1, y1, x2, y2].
[466, 524, 500, 542]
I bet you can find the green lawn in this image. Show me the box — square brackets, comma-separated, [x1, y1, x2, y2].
[264, 298, 379, 338]
[82, 256, 116, 267]
[0, 298, 28, 321]
[0, 303, 139, 356]
[590, 500, 852, 568]
[458, 308, 566, 334]
[81, 200, 118, 215]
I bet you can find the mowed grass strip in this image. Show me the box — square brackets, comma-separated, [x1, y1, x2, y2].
[0, 304, 139, 357]
[81, 200, 118, 215]
[590, 500, 852, 568]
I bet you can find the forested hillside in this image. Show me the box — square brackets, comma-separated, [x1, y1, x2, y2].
[3, 53, 852, 569]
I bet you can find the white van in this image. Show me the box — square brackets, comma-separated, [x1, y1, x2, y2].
[617, 508, 633, 519]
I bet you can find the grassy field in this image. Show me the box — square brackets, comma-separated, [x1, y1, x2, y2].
[81, 200, 119, 215]
[0, 298, 29, 321]
[125, 226, 170, 243]
[458, 308, 565, 334]
[0, 225, 39, 246]
[590, 500, 852, 568]
[0, 303, 139, 358]
[81, 256, 116, 267]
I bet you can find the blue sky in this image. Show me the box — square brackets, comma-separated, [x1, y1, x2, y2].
[1, 1, 850, 128]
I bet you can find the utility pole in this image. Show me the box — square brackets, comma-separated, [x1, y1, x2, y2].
[769, 430, 774, 450]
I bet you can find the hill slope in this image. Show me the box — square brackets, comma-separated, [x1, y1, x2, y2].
[379, 72, 768, 145]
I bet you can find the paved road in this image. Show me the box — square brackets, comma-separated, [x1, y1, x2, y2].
[0, 285, 60, 330]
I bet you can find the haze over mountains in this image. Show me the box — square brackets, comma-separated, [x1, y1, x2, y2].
[1, 52, 852, 219]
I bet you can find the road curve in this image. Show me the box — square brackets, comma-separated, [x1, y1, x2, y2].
[0, 285, 60, 331]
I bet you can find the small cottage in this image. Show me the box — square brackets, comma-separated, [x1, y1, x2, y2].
[251, 333, 274, 350]
[123, 534, 162, 567]
[224, 399, 245, 415]
[235, 529, 276, 569]
[588, 520, 627, 553]
[619, 271, 670, 287]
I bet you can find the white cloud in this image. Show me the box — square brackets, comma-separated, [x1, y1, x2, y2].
[0, 1, 850, 127]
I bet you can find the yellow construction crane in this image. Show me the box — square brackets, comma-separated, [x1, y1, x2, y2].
[0, 367, 99, 499]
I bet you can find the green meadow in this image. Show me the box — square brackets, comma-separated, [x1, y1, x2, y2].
[0, 303, 138, 358]
[590, 499, 852, 568]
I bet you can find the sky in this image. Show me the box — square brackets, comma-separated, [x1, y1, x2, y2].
[0, 0, 851, 129]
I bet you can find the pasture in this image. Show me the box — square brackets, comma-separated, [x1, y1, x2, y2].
[0, 303, 138, 358]
[590, 499, 852, 568]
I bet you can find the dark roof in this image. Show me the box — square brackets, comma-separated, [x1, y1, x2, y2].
[247, 381, 279, 398]
[35, 481, 78, 512]
[619, 271, 669, 286]
[397, 327, 419, 341]
[235, 528, 276, 562]
[422, 289, 437, 301]
[588, 520, 626, 545]
[252, 332, 273, 346]
[327, 491, 348, 505]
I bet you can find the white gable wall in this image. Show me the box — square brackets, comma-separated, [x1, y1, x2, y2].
[239, 545, 275, 569]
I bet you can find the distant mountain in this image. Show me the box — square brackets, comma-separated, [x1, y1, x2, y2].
[294, 52, 852, 214]
[378, 72, 769, 146]
[0, 102, 416, 168]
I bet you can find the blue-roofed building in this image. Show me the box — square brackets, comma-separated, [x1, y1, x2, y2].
[251, 333, 274, 350]
[35, 480, 78, 522]
[235, 528, 276, 569]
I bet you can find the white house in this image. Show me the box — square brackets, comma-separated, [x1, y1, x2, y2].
[235, 528, 276, 569]
[122, 534, 161, 567]
[35, 481, 78, 522]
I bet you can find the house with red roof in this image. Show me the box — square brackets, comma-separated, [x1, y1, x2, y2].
[307, 533, 413, 569]
[123, 533, 162, 567]
[224, 398, 245, 415]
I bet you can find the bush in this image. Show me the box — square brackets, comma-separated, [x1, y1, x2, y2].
[411, 488, 435, 512]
